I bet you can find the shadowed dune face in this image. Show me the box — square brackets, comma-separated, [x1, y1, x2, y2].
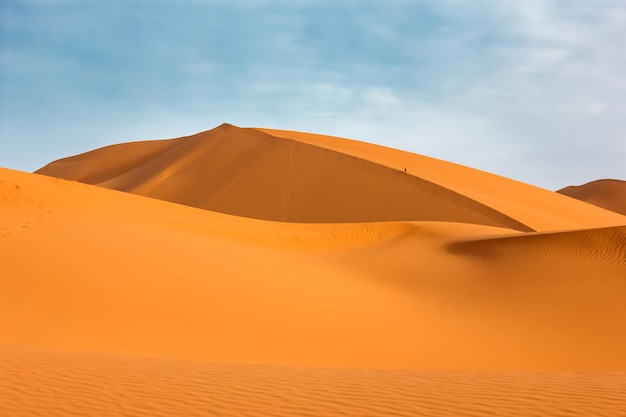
[558, 179, 626, 216]
[36, 124, 626, 231]
[259, 128, 626, 231]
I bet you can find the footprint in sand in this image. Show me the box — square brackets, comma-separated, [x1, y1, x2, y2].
[0, 179, 50, 233]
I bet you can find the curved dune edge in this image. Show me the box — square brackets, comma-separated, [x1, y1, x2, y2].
[36, 124, 626, 231]
[2, 167, 626, 371]
[1, 348, 625, 417]
[258, 127, 626, 231]
[35, 124, 532, 230]
[558, 179, 626, 216]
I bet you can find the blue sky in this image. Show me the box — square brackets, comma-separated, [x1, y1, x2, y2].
[1, 0, 625, 189]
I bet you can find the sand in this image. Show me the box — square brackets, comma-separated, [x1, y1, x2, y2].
[558, 179, 626, 216]
[2, 348, 625, 417]
[3, 124, 626, 415]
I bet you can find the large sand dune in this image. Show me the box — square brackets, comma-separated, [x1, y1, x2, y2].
[4, 126, 626, 415]
[558, 179, 626, 216]
[37, 123, 626, 231]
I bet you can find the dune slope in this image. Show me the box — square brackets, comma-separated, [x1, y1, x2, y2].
[36, 124, 626, 231]
[558, 179, 626, 216]
[2, 167, 626, 371]
[259, 127, 626, 231]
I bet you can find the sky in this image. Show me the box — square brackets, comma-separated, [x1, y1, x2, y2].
[1, 0, 625, 190]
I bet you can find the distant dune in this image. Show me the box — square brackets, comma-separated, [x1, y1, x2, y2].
[37, 123, 626, 231]
[558, 179, 626, 216]
[3, 124, 626, 416]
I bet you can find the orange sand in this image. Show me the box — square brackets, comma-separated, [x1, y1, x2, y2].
[2, 348, 625, 417]
[3, 125, 626, 415]
[558, 179, 626, 216]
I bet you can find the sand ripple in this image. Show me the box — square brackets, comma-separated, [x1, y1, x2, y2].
[1, 349, 625, 417]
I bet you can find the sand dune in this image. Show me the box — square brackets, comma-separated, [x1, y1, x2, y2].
[4, 125, 626, 415]
[558, 179, 626, 216]
[2, 167, 625, 371]
[259, 127, 626, 230]
[37, 123, 626, 231]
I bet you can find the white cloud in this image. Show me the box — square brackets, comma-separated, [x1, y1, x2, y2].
[362, 87, 402, 108]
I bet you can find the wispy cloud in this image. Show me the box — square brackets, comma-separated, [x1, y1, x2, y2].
[1, 0, 625, 188]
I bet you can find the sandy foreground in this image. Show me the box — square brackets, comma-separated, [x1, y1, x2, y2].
[3, 125, 626, 415]
[2, 349, 625, 417]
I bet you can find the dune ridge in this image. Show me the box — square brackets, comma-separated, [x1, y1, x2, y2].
[558, 179, 626, 216]
[450, 224, 626, 269]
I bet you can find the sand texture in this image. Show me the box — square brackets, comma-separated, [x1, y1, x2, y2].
[1, 349, 625, 417]
[3, 124, 626, 415]
[558, 179, 626, 216]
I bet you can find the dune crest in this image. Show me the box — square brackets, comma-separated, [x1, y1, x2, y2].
[259, 127, 626, 230]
